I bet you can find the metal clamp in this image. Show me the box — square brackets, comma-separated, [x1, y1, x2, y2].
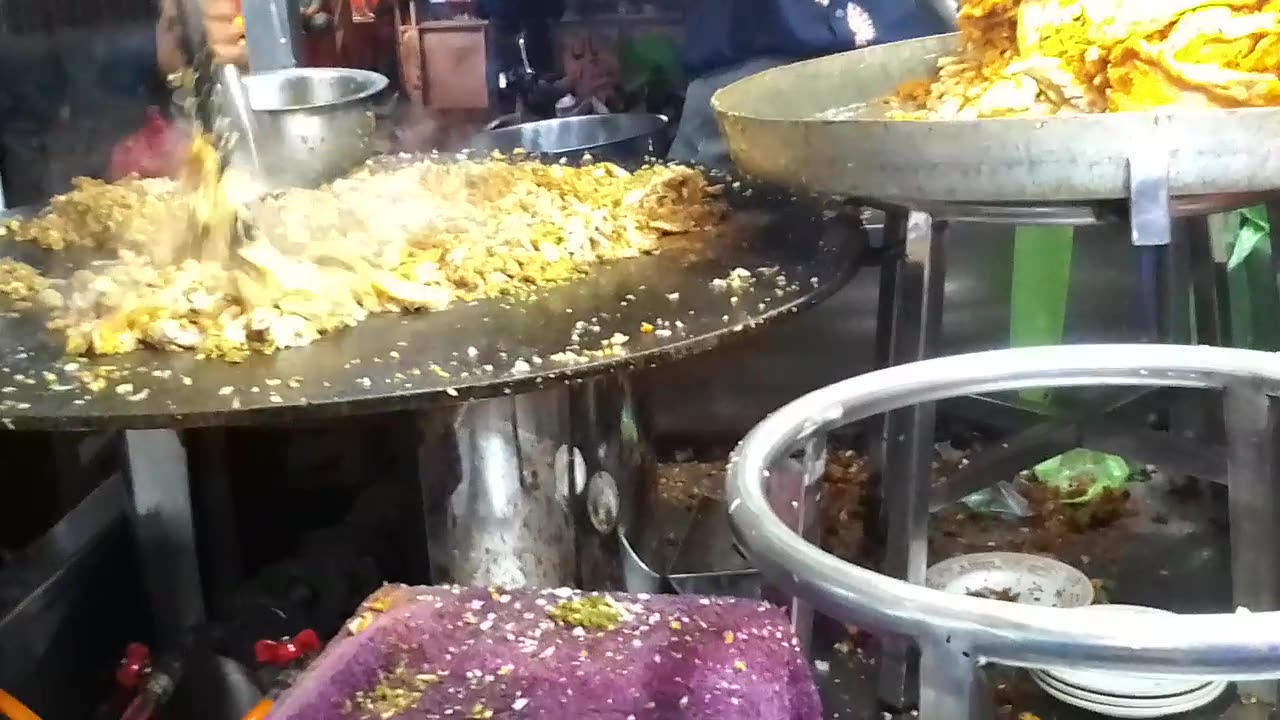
[1128, 146, 1172, 247]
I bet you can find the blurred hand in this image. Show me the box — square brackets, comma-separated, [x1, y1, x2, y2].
[156, 0, 186, 75]
[204, 0, 248, 67]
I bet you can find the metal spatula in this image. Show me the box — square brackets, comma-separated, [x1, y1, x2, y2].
[186, 49, 267, 264]
[216, 63, 262, 174]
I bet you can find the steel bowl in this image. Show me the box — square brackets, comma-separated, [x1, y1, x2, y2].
[238, 67, 388, 189]
[469, 113, 669, 164]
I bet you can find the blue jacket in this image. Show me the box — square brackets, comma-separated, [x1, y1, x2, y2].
[683, 0, 951, 77]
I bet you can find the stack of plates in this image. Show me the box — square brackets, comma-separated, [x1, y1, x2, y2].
[1030, 605, 1227, 719]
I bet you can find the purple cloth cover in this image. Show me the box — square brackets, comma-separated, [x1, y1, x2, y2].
[266, 584, 821, 719]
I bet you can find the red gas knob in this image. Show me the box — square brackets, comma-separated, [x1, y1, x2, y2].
[116, 642, 152, 691]
[254, 630, 321, 667]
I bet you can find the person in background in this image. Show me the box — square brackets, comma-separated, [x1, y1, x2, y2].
[476, 0, 565, 73]
[204, 0, 250, 66]
[475, 0, 566, 111]
[0, 0, 241, 206]
[669, 0, 952, 170]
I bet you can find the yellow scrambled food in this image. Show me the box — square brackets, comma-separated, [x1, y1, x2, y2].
[0, 156, 724, 361]
[890, 0, 1280, 119]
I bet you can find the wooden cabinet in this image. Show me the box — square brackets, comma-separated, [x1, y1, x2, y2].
[395, 2, 489, 111]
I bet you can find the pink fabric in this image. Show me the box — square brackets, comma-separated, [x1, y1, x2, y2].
[109, 107, 189, 181]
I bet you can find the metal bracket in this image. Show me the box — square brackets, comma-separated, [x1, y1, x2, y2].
[1128, 147, 1173, 247]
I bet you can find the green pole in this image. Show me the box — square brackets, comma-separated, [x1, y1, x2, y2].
[1009, 225, 1074, 406]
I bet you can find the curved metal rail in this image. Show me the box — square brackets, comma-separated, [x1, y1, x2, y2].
[727, 344, 1280, 718]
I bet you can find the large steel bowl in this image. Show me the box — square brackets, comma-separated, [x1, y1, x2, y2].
[238, 67, 388, 189]
[469, 114, 669, 164]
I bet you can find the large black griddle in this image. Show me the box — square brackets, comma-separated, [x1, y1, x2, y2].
[0, 181, 864, 431]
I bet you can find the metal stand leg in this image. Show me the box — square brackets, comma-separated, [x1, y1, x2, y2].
[790, 434, 827, 657]
[183, 428, 243, 617]
[919, 643, 992, 720]
[443, 377, 645, 590]
[447, 388, 577, 588]
[1128, 146, 1176, 341]
[1266, 199, 1280, 295]
[877, 209, 947, 710]
[124, 429, 206, 645]
[572, 375, 653, 592]
[1224, 386, 1280, 704]
[1189, 216, 1232, 347]
[1165, 219, 1225, 495]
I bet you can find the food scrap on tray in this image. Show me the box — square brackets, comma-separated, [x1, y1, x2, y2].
[0, 157, 726, 361]
[888, 0, 1280, 119]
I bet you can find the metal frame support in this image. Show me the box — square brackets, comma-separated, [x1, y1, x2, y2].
[447, 388, 577, 588]
[124, 429, 206, 645]
[791, 434, 828, 657]
[729, 345, 1280, 720]
[571, 375, 653, 592]
[858, 150, 1265, 713]
[1224, 385, 1280, 704]
[442, 376, 647, 592]
[876, 209, 947, 709]
[919, 642, 992, 720]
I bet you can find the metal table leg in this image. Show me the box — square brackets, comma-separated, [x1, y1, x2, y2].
[1266, 200, 1280, 297]
[573, 375, 654, 592]
[446, 388, 577, 588]
[877, 209, 947, 710]
[124, 429, 206, 644]
[790, 434, 827, 658]
[1224, 385, 1280, 704]
[442, 376, 647, 591]
[919, 642, 992, 720]
[1162, 219, 1222, 497]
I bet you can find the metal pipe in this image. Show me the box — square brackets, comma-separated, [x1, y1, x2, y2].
[240, 0, 304, 72]
[727, 344, 1280, 681]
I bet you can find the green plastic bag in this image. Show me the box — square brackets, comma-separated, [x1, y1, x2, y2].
[1033, 449, 1130, 503]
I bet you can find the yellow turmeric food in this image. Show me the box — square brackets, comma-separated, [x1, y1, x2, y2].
[889, 0, 1280, 119]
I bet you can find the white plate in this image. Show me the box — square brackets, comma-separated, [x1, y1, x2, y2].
[1031, 670, 1212, 709]
[1043, 605, 1208, 698]
[925, 552, 1094, 608]
[1032, 671, 1227, 718]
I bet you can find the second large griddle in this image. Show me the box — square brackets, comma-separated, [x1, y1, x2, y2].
[712, 33, 1280, 203]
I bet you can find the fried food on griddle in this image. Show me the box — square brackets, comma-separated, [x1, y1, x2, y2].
[959, 0, 1022, 57]
[0, 176, 184, 252]
[0, 157, 726, 361]
[889, 0, 1280, 119]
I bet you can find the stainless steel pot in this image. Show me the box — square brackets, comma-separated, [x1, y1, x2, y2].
[470, 113, 670, 164]
[236, 67, 388, 189]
